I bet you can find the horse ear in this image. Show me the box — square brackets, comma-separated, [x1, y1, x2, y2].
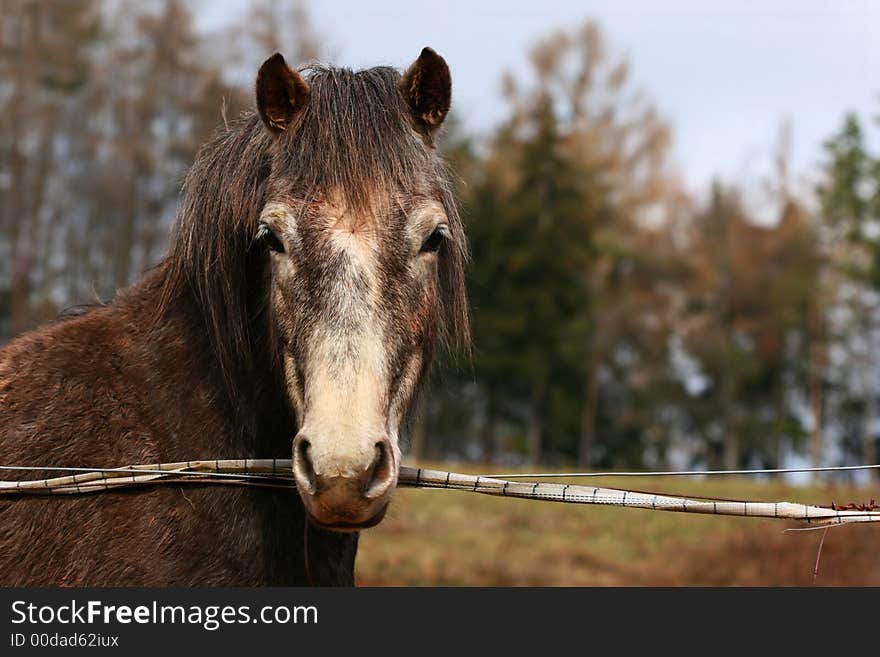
[399, 47, 451, 139]
[256, 53, 310, 134]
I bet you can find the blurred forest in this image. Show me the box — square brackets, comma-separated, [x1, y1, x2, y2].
[2, 1, 880, 478]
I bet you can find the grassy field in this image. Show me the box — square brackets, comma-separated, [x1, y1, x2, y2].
[356, 463, 880, 586]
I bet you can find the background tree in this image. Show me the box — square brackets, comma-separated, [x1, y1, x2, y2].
[816, 113, 880, 479]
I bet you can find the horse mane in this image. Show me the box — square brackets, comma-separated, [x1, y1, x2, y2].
[158, 64, 470, 417]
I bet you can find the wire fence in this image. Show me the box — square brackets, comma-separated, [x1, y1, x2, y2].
[1, 459, 878, 526]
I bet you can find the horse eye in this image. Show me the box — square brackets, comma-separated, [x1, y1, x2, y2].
[257, 223, 285, 253]
[420, 225, 448, 254]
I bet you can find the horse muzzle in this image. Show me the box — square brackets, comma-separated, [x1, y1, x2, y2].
[292, 434, 397, 531]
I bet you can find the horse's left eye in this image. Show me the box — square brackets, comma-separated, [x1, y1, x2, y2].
[420, 225, 448, 254]
[257, 223, 285, 253]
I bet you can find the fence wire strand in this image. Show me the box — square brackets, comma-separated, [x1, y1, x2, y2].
[1, 459, 878, 526]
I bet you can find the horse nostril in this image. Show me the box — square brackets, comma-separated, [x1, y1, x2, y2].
[293, 437, 317, 494]
[364, 438, 394, 498]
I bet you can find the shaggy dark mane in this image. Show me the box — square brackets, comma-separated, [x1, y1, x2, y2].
[159, 64, 470, 417]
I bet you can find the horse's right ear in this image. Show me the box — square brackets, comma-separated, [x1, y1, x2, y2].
[399, 47, 451, 140]
[256, 53, 310, 134]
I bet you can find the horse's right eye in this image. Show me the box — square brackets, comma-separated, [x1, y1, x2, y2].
[257, 223, 285, 253]
[420, 224, 449, 254]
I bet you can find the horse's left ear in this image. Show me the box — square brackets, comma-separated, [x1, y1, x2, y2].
[399, 47, 451, 139]
[256, 53, 310, 134]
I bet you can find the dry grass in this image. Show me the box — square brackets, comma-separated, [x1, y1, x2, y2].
[356, 463, 880, 586]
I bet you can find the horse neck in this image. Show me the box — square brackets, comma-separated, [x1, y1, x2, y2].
[131, 266, 295, 460]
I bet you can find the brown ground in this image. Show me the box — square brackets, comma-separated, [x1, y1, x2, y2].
[356, 464, 880, 586]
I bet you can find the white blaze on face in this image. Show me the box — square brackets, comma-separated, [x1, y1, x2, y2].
[274, 200, 401, 480]
[298, 301, 394, 479]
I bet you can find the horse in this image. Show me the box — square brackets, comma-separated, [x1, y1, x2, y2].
[0, 47, 469, 586]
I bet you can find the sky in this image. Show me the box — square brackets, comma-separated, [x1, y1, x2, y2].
[200, 0, 880, 204]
